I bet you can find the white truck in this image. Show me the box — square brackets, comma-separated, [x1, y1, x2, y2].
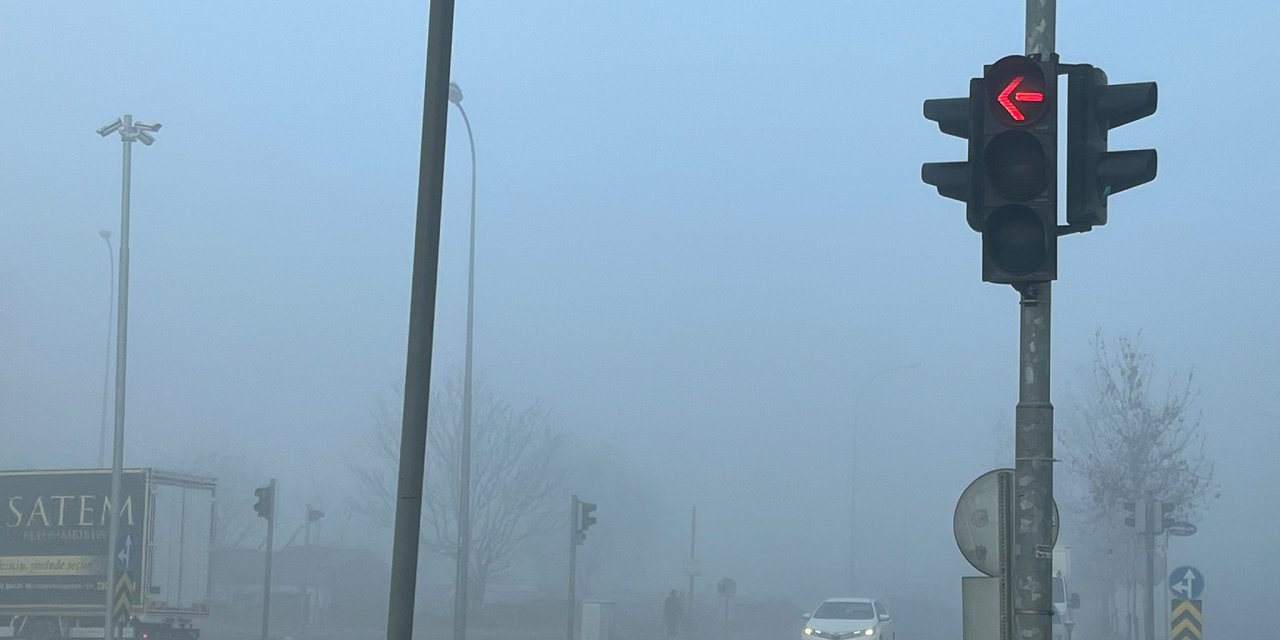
[0, 469, 215, 640]
[1051, 546, 1080, 640]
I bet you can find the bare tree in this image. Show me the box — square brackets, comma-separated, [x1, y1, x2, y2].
[1059, 330, 1217, 638]
[187, 453, 267, 550]
[351, 374, 570, 609]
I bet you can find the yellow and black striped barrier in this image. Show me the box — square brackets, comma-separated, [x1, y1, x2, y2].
[1171, 599, 1202, 640]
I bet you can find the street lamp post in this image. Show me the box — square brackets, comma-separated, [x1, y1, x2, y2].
[96, 114, 160, 640]
[448, 81, 478, 640]
[98, 230, 115, 469]
[849, 362, 920, 594]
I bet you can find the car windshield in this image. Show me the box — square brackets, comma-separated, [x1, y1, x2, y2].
[814, 602, 875, 620]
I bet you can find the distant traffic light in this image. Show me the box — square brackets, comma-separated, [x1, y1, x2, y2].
[254, 483, 275, 521]
[1066, 65, 1157, 229]
[1159, 502, 1176, 533]
[579, 502, 597, 535]
[573, 500, 597, 545]
[923, 54, 1059, 284]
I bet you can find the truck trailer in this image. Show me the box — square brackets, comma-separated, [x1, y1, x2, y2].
[0, 469, 215, 640]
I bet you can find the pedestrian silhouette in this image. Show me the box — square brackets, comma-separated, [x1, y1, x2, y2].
[664, 590, 683, 638]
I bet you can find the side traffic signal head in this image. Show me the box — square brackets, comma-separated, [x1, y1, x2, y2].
[253, 484, 274, 520]
[1066, 65, 1158, 228]
[579, 502, 597, 534]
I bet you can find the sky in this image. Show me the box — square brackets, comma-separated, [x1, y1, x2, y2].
[0, 0, 1277, 637]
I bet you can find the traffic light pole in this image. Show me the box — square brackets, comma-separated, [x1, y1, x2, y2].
[1012, 282, 1053, 640]
[1012, 5, 1056, 640]
[261, 479, 276, 640]
[567, 496, 578, 640]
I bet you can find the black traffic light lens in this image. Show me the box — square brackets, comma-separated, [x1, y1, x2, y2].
[985, 131, 1046, 200]
[986, 205, 1047, 274]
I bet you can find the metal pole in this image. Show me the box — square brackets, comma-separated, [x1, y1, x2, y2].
[1010, 10, 1056, 640]
[104, 118, 133, 640]
[1161, 531, 1170, 639]
[262, 479, 276, 640]
[567, 496, 578, 640]
[1143, 503, 1155, 640]
[303, 504, 312, 637]
[687, 505, 696, 630]
[1012, 281, 1054, 640]
[452, 97, 478, 640]
[387, 0, 456, 638]
[1025, 0, 1056, 59]
[98, 231, 115, 469]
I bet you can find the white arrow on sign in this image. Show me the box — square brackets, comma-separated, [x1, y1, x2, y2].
[117, 534, 133, 569]
[1172, 572, 1194, 598]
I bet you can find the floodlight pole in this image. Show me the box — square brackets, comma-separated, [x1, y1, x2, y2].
[98, 114, 159, 640]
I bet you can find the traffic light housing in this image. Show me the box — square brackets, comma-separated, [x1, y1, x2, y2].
[254, 484, 275, 521]
[924, 54, 1059, 284]
[1066, 66, 1157, 229]
[922, 90, 980, 230]
[577, 501, 597, 544]
[1159, 501, 1176, 532]
[1123, 501, 1139, 529]
[978, 54, 1058, 284]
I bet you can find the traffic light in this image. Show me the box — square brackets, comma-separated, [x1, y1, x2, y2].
[978, 54, 1058, 284]
[1066, 65, 1157, 229]
[922, 88, 980, 230]
[576, 501, 597, 544]
[1123, 501, 1138, 529]
[924, 54, 1059, 284]
[1159, 502, 1176, 533]
[254, 484, 275, 521]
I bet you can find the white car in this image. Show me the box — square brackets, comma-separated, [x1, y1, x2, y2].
[802, 597, 896, 640]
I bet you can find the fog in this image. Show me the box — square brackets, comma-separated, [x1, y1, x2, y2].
[1, 2, 1276, 640]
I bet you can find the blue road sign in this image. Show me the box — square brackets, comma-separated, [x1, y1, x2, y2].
[1169, 565, 1204, 600]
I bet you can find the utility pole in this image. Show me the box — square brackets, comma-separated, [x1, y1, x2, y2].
[387, 0, 456, 638]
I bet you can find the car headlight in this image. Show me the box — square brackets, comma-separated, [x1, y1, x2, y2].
[863, 629, 874, 637]
[804, 629, 814, 636]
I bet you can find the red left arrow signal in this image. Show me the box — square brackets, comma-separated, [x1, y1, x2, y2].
[997, 76, 1044, 121]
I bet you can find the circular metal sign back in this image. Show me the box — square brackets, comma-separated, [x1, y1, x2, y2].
[954, 468, 1059, 576]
